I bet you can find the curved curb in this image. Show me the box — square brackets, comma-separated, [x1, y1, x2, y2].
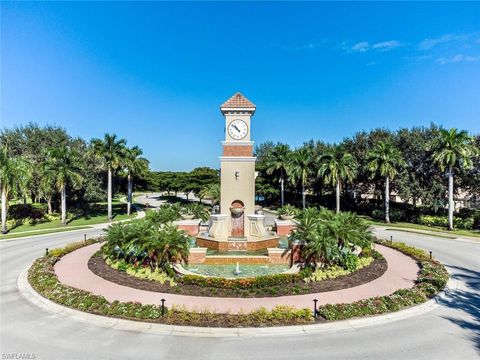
[17, 264, 457, 338]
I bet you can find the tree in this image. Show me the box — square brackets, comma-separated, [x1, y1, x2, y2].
[288, 148, 313, 209]
[0, 147, 31, 233]
[199, 183, 220, 206]
[432, 128, 478, 230]
[124, 146, 149, 215]
[92, 134, 127, 221]
[366, 141, 404, 223]
[265, 143, 291, 206]
[43, 145, 83, 225]
[318, 146, 357, 213]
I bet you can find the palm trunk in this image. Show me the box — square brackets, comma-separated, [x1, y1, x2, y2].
[280, 172, 285, 206]
[336, 181, 341, 214]
[448, 166, 454, 230]
[385, 176, 390, 224]
[108, 166, 112, 221]
[47, 196, 52, 215]
[302, 182, 306, 209]
[1, 187, 7, 234]
[127, 173, 132, 216]
[61, 184, 67, 225]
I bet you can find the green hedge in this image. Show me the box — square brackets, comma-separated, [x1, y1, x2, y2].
[179, 273, 301, 289]
[418, 215, 475, 230]
[317, 240, 449, 321]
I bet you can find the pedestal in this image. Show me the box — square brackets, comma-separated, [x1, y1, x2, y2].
[208, 214, 229, 239]
[274, 218, 297, 236]
[173, 219, 202, 236]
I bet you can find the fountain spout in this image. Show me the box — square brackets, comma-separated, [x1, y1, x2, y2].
[233, 261, 241, 276]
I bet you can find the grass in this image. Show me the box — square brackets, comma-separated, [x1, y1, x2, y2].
[1, 200, 139, 239]
[366, 219, 480, 239]
[0, 226, 92, 240]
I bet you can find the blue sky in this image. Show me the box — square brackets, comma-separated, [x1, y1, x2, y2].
[1, 2, 479, 171]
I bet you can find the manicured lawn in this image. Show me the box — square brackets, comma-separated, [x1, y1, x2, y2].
[3, 201, 138, 236]
[367, 219, 480, 239]
[0, 226, 92, 240]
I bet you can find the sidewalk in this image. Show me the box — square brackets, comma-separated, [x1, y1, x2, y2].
[55, 244, 419, 314]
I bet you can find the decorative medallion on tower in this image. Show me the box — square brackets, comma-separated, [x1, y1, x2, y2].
[196, 92, 279, 251]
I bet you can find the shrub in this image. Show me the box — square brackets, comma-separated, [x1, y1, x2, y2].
[418, 215, 474, 230]
[340, 252, 359, 272]
[304, 257, 373, 283]
[277, 205, 299, 217]
[371, 208, 406, 222]
[179, 273, 300, 289]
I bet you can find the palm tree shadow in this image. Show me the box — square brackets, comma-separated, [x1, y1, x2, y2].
[438, 264, 480, 351]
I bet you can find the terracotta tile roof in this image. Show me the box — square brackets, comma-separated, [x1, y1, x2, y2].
[220, 92, 256, 109]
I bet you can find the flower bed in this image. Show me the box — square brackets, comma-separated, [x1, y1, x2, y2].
[316, 240, 449, 320]
[28, 238, 448, 327]
[89, 248, 386, 297]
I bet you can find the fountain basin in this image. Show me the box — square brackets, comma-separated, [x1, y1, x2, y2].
[181, 263, 291, 278]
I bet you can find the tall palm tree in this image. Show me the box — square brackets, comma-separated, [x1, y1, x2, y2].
[92, 134, 127, 221]
[288, 148, 313, 209]
[318, 146, 357, 213]
[432, 128, 478, 230]
[366, 141, 404, 223]
[124, 146, 149, 215]
[0, 147, 31, 233]
[265, 144, 291, 206]
[44, 145, 83, 225]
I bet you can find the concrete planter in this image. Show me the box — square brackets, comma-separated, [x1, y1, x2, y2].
[181, 214, 195, 220]
[280, 215, 295, 220]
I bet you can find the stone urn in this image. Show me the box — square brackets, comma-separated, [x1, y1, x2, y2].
[230, 207, 245, 215]
[181, 214, 195, 220]
[280, 215, 295, 220]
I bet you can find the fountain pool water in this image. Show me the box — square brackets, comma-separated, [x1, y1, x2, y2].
[183, 263, 290, 278]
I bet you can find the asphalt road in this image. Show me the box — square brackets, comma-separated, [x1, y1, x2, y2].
[1, 226, 479, 360]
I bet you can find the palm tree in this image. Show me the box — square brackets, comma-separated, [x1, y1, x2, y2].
[265, 144, 291, 206]
[287, 148, 313, 209]
[199, 183, 220, 206]
[0, 147, 31, 233]
[44, 145, 83, 225]
[124, 146, 149, 215]
[318, 146, 357, 213]
[432, 128, 478, 230]
[92, 134, 127, 221]
[366, 141, 404, 223]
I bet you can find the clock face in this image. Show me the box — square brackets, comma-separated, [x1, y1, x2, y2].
[228, 120, 248, 140]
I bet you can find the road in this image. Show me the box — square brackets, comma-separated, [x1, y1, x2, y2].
[1, 226, 479, 359]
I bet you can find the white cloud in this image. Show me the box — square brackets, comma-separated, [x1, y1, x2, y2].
[372, 40, 402, 51]
[437, 54, 480, 64]
[419, 34, 464, 50]
[351, 42, 369, 52]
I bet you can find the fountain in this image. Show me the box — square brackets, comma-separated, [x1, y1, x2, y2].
[233, 262, 241, 276]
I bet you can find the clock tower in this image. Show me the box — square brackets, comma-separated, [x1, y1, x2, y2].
[219, 92, 256, 237]
[198, 92, 278, 250]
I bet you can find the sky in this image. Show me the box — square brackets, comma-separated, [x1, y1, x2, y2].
[1, 1, 479, 171]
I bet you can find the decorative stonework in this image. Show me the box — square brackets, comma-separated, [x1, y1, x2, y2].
[174, 219, 202, 236]
[274, 218, 297, 236]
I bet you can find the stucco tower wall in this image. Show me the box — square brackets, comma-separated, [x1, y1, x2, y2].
[220, 156, 256, 231]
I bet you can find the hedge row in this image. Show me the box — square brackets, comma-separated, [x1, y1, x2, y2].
[316, 240, 449, 320]
[179, 273, 301, 289]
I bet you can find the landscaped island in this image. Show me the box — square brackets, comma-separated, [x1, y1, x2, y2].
[27, 203, 449, 327]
